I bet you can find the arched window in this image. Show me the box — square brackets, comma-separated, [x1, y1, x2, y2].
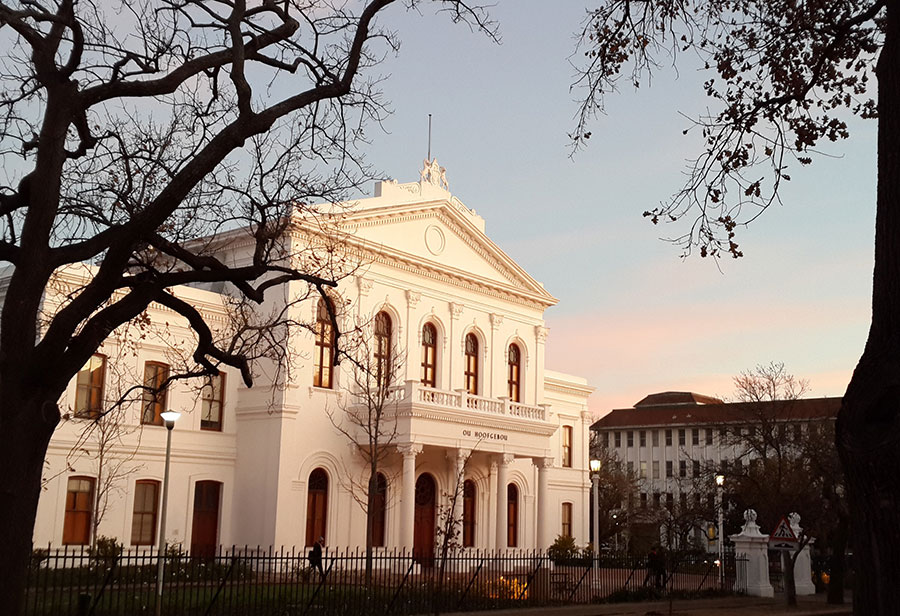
[464, 333, 479, 395]
[374, 312, 392, 388]
[372, 473, 387, 547]
[507, 483, 519, 548]
[306, 468, 329, 546]
[313, 298, 335, 389]
[507, 344, 521, 402]
[63, 476, 95, 545]
[131, 480, 160, 546]
[462, 480, 476, 547]
[421, 323, 437, 387]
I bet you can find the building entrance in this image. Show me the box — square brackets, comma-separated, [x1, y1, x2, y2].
[413, 473, 436, 565]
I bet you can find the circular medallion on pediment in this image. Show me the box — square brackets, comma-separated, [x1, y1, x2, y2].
[424, 225, 445, 256]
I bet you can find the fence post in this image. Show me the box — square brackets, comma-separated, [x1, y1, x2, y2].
[455, 558, 485, 610]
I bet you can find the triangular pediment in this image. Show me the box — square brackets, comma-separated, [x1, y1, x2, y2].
[338, 182, 556, 307]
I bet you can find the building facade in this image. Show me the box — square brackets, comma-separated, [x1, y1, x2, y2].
[28, 164, 594, 557]
[590, 391, 840, 550]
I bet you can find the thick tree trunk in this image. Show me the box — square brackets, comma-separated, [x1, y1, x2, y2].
[0, 395, 59, 615]
[783, 551, 797, 607]
[836, 3, 900, 615]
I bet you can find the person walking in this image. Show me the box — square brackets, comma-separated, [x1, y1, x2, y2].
[308, 536, 325, 579]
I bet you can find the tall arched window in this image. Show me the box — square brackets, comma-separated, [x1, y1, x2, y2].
[462, 480, 476, 547]
[313, 298, 335, 389]
[507, 344, 521, 402]
[306, 468, 329, 546]
[421, 323, 437, 387]
[507, 483, 519, 548]
[372, 473, 387, 547]
[464, 333, 479, 395]
[374, 311, 392, 388]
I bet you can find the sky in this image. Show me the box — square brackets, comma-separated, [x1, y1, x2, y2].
[356, 2, 877, 417]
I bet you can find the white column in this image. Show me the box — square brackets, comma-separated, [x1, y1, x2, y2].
[488, 461, 498, 548]
[451, 449, 469, 539]
[534, 457, 552, 550]
[496, 453, 513, 550]
[399, 443, 422, 550]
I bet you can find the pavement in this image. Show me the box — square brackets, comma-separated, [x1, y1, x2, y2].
[442, 594, 853, 616]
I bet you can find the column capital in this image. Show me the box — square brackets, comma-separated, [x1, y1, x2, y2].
[406, 289, 422, 307]
[398, 443, 423, 457]
[450, 302, 465, 320]
[535, 325, 549, 343]
[490, 313, 504, 330]
[533, 456, 554, 469]
[497, 453, 515, 466]
[357, 276, 374, 296]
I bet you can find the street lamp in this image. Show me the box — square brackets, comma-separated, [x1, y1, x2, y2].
[590, 459, 602, 576]
[156, 411, 181, 616]
[715, 473, 725, 586]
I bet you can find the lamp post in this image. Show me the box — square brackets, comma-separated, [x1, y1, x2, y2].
[590, 459, 602, 576]
[156, 411, 181, 616]
[715, 473, 725, 586]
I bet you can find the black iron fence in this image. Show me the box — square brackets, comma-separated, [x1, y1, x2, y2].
[24, 546, 746, 616]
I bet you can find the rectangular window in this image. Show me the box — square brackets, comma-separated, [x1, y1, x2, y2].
[693, 460, 701, 477]
[75, 355, 106, 418]
[63, 477, 94, 545]
[626, 431, 634, 447]
[652, 430, 659, 447]
[639, 430, 646, 447]
[561, 502, 573, 538]
[640, 461, 647, 479]
[640, 492, 647, 509]
[665, 429, 672, 446]
[666, 461, 673, 478]
[603, 432, 610, 448]
[200, 372, 225, 431]
[692, 428, 699, 446]
[131, 480, 160, 545]
[679, 460, 687, 478]
[678, 429, 686, 446]
[680, 493, 688, 512]
[627, 461, 634, 475]
[705, 429, 713, 445]
[141, 362, 170, 426]
[562, 426, 573, 468]
[652, 492, 660, 509]
[665, 492, 673, 511]
[652, 461, 660, 479]
[614, 431, 621, 448]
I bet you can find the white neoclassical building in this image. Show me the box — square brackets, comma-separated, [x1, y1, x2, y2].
[28, 164, 594, 559]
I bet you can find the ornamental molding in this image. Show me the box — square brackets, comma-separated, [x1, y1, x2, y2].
[406, 289, 422, 307]
[397, 443, 424, 457]
[535, 325, 549, 343]
[403, 406, 557, 437]
[498, 453, 516, 465]
[490, 313, 504, 330]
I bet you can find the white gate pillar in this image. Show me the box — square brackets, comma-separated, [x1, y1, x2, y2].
[789, 513, 816, 596]
[730, 509, 774, 597]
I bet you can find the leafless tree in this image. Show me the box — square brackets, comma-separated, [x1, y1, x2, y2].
[0, 1, 497, 611]
[327, 323, 403, 588]
[589, 435, 640, 550]
[571, 3, 894, 611]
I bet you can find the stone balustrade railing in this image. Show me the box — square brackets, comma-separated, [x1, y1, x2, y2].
[388, 380, 547, 421]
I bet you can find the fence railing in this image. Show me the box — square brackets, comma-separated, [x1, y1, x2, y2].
[23, 546, 746, 616]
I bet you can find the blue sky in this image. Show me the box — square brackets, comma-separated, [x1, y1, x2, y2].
[359, 2, 876, 415]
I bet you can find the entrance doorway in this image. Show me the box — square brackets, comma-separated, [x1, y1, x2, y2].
[413, 473, 436, 565]
[191, 480, 221, 557]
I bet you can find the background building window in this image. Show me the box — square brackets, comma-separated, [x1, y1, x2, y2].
[652, 430, 659, 447]
[131, 480, 160, 545]
[679, 460, 687, 478]
[678, 429, 686, 446]
[640, 461, 647, 478]
[421, 323, 437, 387]
[561, 502, 573, 538]
[562, 425, 573, 468]
[692, 428, 699, 446]
[313, 298, 335, 389]
[626, 431, 633, 447]
[141, 362, 169, 426]
[201, 372, 225, 431]
[639, 430, 646, 447]
[63, 477, 94, 545]
[652, 461, 660, 479]
[463, 480, 476, 547]
[374, 312, 392, 388]
[464, 333, 479, 395]
[693, 460, 701, 477]
[372, 473, 387, 547]
[665, 429, 672, 446]
[75, 355, 106, 418]
[666, 461, 673, 478]
[507, 343, 521, 402]
[507, 483, 519, 547]
[614, 431, 621, 447]
[306, 468, 329, 546]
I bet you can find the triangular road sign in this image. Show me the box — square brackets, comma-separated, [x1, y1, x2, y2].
[769, 516, 798, 543]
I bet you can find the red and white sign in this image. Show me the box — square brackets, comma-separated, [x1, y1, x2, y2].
[768, 516, 799, 550]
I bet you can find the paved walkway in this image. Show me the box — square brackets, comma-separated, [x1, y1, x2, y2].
[443, 594, 852, 616]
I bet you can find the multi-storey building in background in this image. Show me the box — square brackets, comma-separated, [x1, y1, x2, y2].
[590, 391, 840, 551]
[27, 164, 594, 558]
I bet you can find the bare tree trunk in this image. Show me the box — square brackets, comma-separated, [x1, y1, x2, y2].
[365, 467, 377, 588]
[0, 395, 59, 615]
[827, 512, 848, 605]
[783, 551, 797, 607]
[837, 3, 900, 615]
